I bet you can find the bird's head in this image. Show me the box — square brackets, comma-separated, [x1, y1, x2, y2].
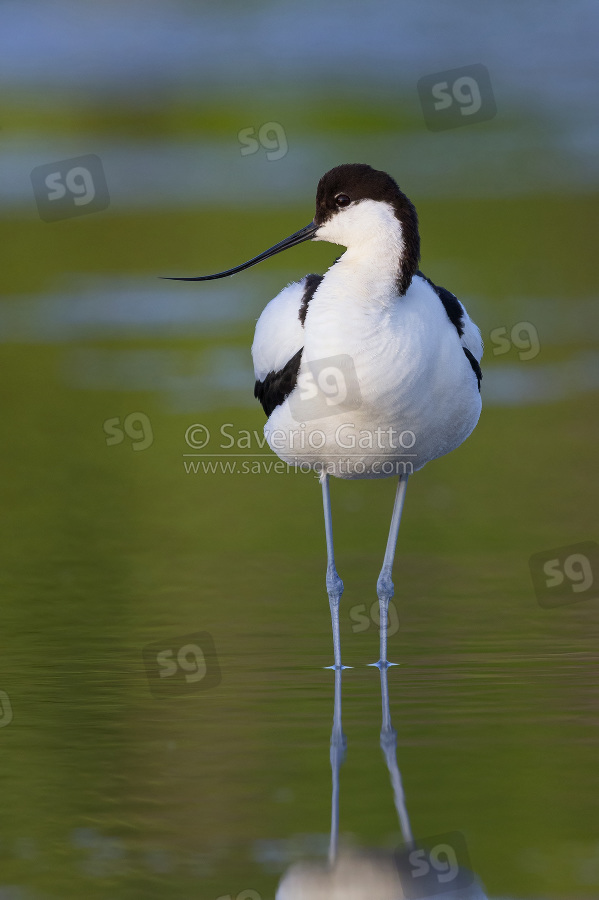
[312, 163, 420, 295]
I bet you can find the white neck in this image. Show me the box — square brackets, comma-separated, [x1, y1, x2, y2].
[314, 200, 405, 306]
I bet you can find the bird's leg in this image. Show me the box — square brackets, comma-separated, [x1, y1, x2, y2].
[372, 473, 409, 668]
[321, 472, 346, 670]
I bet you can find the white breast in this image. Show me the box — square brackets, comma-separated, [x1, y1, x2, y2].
[262, 269, 482, 480]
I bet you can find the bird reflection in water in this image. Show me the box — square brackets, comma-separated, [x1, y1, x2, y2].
[275, 667, 489, 900]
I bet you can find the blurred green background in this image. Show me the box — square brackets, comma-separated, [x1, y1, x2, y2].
[0, 2, 598, 898]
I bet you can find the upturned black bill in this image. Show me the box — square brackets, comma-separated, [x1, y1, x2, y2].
[162, 221, 318, 281]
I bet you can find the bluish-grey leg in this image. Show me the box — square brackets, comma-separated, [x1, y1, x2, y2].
[372, 473, 409, 668]
[321, 472, 347, 670]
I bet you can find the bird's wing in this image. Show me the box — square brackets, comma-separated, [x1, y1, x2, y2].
[251, 274, 322, 381]
[416, 270, 483, 361]
[459, 307, 484, 363]
[415, 270, 483, 390]
[251, 274, 323, 417]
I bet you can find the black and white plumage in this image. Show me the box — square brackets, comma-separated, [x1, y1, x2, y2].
[253, 266, 482, 427]
[166, 163, 483, 669]
[250, 165, 482, 480]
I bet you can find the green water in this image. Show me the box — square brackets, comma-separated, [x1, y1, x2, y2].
[1, 94, 598, 899]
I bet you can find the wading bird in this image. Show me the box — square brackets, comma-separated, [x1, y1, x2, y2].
[166, 164, 482, 670]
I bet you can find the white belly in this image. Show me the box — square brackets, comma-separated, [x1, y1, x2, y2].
[264, 276, 481, 480]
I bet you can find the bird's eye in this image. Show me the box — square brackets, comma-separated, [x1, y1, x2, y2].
[335, 193, 351, 207]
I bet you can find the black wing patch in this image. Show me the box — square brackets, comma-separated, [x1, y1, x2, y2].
[254, 274, 322, 417]
[417, 270, 464, 337]
[463, 347, 482, 391]
[418, 271, 480, 389]
[298, 273, 324, 325]
[254, 348, 303, 417]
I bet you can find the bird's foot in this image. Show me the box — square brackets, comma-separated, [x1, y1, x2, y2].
[367, 659, 399, 669]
